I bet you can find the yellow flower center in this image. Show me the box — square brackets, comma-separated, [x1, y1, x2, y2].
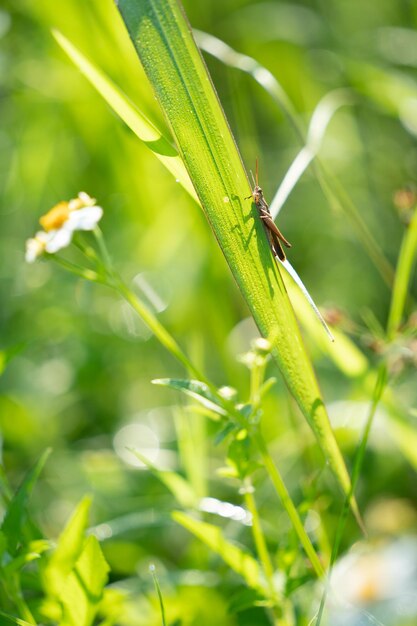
[39, 202, 70, 231]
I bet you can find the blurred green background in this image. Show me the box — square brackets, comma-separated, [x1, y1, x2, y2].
[1, 0, 417, 624]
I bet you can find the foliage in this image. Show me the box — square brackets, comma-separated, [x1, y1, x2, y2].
[1, 0, 417, 625]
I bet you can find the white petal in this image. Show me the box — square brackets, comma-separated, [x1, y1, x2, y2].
[25, 231, 49, 263]
[35, 230, 50, 243]
[78, 191, 96, 206]
[44, 228, 73, 253]
[25, 239, 42, 263]
[66, 206, 103, 231]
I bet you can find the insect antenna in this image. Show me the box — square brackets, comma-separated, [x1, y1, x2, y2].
[255, 158, 259, 186]
[249, 170, 256, 188]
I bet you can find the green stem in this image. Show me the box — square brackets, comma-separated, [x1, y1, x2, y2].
[49, 254, 104, 283]
[73, 236, 104, 267]
[254, 431, 324, 579]
[90, 227, 208, 381]
[249, 359, 267, 410]
[117, 0, 357, 508]
[94, 227, 115, 273]
[150, 565, 167, 626]
[243, 479, 276, 597]
[116, 279, 204, 379]
[313, 161, 394, 287]
[315, 363, 388, 625]
[243, 481, 294, 626]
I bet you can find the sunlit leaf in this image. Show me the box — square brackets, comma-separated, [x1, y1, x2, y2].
[59, 535, 110, 626]
[43, 496, 92, 597]
[117, 0, 357, 511]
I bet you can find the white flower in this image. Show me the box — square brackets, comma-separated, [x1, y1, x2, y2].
[25, 192, 103, 262]
[327, 537, 417, 626]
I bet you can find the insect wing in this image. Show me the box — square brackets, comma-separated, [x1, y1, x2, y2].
[260, 212, 292, 248]
[271, 231, 286, 261]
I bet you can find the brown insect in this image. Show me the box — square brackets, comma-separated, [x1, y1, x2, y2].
[246, 161, 335, 342]
[247, 160, 292, 261]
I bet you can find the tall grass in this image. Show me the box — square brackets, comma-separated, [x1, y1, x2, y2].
[2, 1, 417, 625]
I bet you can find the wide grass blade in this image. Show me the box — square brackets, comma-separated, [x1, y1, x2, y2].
[116, 0, 357, 512]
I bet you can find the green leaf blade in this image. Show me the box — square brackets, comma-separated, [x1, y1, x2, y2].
[60, 535, 110, 626]
[43, 496, 92, 597]
[117, 0, 356, 511]
[1, 449, 51, 555]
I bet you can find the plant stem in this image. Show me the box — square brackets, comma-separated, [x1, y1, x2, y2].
[314, 362, 387, 625]
[243, 479, 293, 626]
[243, 479, 276, 596]
[117, 0, 356, 507]
[254, 431, 324, 579]
[49, 254, 104, 283]
[116, 278, 204, 379]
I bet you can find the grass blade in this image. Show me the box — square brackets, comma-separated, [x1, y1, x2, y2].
[117, 0, 357, 513]
[386, 204, 417, 338]
[172, 511, 263, 591]
[53, 30, 197, 203]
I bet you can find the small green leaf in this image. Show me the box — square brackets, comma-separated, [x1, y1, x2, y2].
[59, 535, 110, 626]
[152, 379, 227, 417]
[43, 496, 92, 597]
[172, 511, 262, 591]
[1, 449, 51, 555]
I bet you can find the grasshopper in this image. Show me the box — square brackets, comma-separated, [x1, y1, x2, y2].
[247, 160, 334, 341]
[247, 160, 292, 261]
